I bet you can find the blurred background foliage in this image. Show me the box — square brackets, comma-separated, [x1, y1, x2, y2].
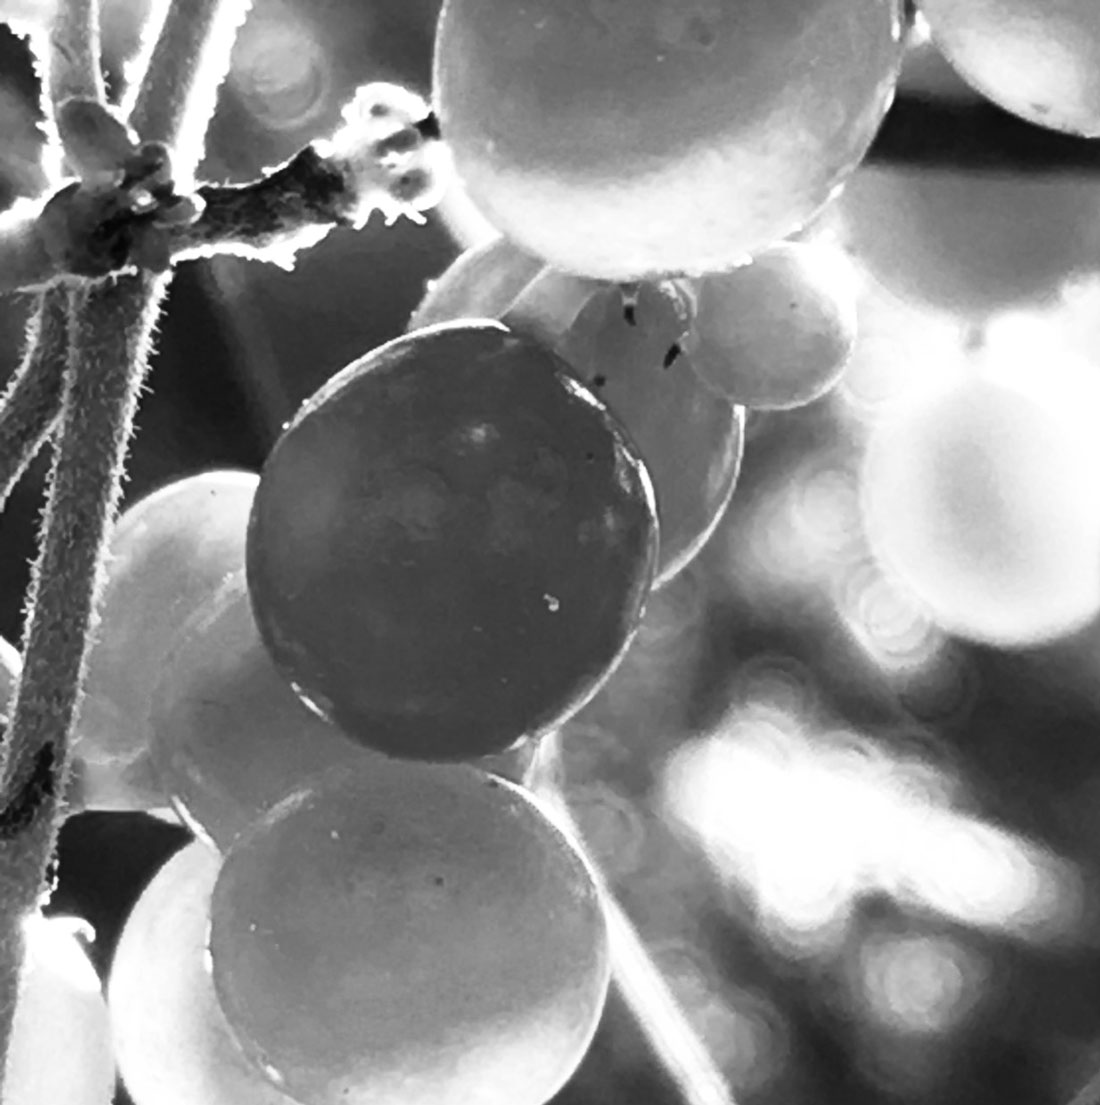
[5, 3, 1100, 1103]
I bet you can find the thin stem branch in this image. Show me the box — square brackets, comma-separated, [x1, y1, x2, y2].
[173, 146, 350, 263]
[0, 139, 434, 295]
[0, 287, 68, 514]
[125, 0, 252, 187]
[33, 0, 105, 184]
[45, 0, 105, 107]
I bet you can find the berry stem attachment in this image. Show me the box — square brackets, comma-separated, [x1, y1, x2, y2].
[0, 83, 448, 295]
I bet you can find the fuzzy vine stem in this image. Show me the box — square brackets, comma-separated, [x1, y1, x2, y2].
[45, 0, 106, 108]
[0, 288, 68, 515]
[0, 0, 251, 1085]
[0, 0, 110, 524]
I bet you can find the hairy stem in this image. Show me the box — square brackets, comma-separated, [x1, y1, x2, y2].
[0, 270, 167, 1076]
[0, 0, 252, 1083]
[125, 0, 252, 187]
[46, 0, 105, 107]
[34, 0, 105, 184]
[0, 288, 68, 514]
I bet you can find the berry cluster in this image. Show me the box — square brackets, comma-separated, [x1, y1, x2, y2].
[2, 0, 1099, 1102]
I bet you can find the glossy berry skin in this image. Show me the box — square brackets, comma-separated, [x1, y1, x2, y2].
[919, 0, 1100, 136]
[550, 283, 745, 584]
[75, 470, 258, 810]
[246, 321, 658, 761]
[412, 245, 744, 585]
[408, 235, 544, 332]
[434, 0, 905, 279]
[150, 573, 546, 848]
[209, 762, 611, 1105]
[109, 843, 297, 1105]
[685, 242, 858, 410]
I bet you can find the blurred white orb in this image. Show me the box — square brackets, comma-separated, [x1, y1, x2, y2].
[861, 330, 1100, 647]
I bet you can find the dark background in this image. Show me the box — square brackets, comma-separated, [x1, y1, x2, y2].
[4, 4, 1100, 1104]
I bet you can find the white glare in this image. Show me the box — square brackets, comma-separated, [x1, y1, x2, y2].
[21, 915, 99, 995]
[663, 722, 1083, 954]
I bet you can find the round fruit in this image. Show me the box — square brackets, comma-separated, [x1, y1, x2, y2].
[109, 842, 297, 1105]
[408, 235, 544, 332]
[246, 321, 658, 760]
[150, 573, 543, 848]
[76, 470, 258, 810]
[827, 165, 1100, 319]
[862, 368, 1100, 647]
[412, 243, 744, 584]
[918, 0, 1100, 136]
[433, 0, 905, 279]
[541, 281, 745, 583]
[209, 761, 610, 1105]
[685, 241, 858, 410]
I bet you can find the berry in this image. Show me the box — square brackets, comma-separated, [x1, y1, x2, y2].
[246, 321, 658, 760]
[433, 0, 905, 279]
[209, 762, 610, 1105]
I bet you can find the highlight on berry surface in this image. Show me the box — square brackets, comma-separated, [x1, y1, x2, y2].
[4, 914, 114, 1105]
[917, 0, 1100, 137]
[109, 841, 299, 1105]
[433, 0, 907, 279]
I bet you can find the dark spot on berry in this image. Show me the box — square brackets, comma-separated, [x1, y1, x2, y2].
[592, 374, 607, 389]
[662, 343, 682, 369]
[619, 283, 640, 325]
